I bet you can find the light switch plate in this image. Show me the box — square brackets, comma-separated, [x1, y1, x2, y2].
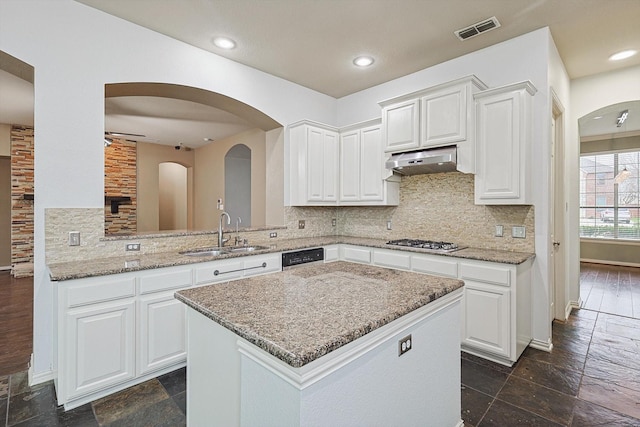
[512, 226, 526, 238]
[69, 231, 80, 246]
[495, 225, 503, 237]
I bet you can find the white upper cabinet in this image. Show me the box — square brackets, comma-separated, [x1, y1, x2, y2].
[289, 121, 339, 205]
[339, 129, 361, 202]
[474, 81, 537, 205]
[289, 120, 398, 206]
[339, 120, 398, 204]
[306, 125, 339, 202]
[380, 75, 487, 173]
[381, 99, 420, 152]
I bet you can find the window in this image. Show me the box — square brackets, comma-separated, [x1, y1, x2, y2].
[580, 151, 639, 240]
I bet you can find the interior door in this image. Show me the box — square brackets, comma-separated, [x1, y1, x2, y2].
[551, 96, 567, 321]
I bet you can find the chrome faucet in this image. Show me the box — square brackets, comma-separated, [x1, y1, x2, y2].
[235, 217, 242, 246]
[218, 211, 230, 247]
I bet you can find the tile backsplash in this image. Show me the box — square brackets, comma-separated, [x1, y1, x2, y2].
[45, 172, 533, 264]
[337, 172, 534, 252]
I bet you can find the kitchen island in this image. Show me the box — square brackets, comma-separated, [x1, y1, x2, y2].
[175, 261, 464, 427]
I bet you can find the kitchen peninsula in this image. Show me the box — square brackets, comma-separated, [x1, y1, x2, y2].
[175, 261, 464, 427]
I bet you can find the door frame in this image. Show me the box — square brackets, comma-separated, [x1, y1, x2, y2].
[550, 90, 569, 321]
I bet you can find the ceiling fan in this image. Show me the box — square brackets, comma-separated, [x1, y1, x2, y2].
[104, 131, 146, 146]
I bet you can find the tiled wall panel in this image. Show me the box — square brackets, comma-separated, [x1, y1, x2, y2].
[11, 126, 34, 277]
[104, 139, 137, 235]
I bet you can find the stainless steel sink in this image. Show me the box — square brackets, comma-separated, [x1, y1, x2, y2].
[228, 245, 269, 253]
[179, 248, 228, 257]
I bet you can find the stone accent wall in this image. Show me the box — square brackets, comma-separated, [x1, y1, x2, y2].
[104, 139, 137, 235]
[11, 126, 34, 277]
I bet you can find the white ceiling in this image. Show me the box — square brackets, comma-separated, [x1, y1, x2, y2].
[75, 0, 640, 98]
[2, 0, 639, 146]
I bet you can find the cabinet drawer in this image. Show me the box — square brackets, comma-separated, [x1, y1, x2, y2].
[411, 255, 458, 278]
[67, 277, 136, 308]
[459, 263, 510, 286]
[341, 246, 371, 264]
[195, 260, 244, 285]
[139, 269, 192, 294]
[324, 246, 339, 262]
[373, 249, 410, 270]
[244, 254, 282, 277]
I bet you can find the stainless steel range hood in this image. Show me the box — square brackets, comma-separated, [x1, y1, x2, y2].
[385, 146, 457, 175]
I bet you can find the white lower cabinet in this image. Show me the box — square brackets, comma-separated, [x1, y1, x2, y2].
[372, 248, 410, 270]
[243, 253, 282, 277]
[137, 293, 186, 376]
[458, 259, 532, 365]
[324, 245, 339, 262]
[461, 281, 511, 359]
[411, 253, 458, 278]
[337, 244, 532, 366]
[341, 245, 372, 264]
[64, 299, 136, 401]
[55, 253, 284, 410]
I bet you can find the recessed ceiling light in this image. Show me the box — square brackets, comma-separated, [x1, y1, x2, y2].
[212, 36, 236, 50]
[609, 50, 637, 61]
[353, 56, 374, 67]
[203, 137, 214, 142]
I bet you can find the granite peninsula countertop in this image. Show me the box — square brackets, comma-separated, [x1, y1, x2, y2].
[175, 261, 464, 368]
[48, 236, 534, 281]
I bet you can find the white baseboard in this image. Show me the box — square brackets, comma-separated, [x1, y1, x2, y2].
[529, 338, 553, 353]
[580, 258, 640, 268]
[29, 354, 55, 386]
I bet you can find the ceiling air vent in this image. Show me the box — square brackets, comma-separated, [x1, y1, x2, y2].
[455, 16, 501, 41]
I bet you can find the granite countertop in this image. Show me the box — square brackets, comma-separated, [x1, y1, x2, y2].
[47, 236, 534, 281]
[175, 261, 464, 368]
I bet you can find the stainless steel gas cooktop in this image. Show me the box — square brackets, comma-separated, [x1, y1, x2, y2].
[386, 239, 464, 253]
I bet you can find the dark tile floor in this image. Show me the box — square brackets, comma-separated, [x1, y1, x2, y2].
[580, 263, 640, 319]
[3, 308, 640, 426]
[2, 263, 640, 426]
[0, 368, 186, 427]
[462, 308, 640, 426]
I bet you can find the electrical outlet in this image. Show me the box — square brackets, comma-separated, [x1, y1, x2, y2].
[495, 225, 503, 237]
[126, 243, 141, 251]
[332, 218, 336, 227]
[125, 259, 140, 268]
[512, 226, 526, 239]
[69, 231, 80, 246]
[298, 220, 305, 229]
[387, 220, 392, 230]
[398, 334, 412, 356]
[269, 232, 278, 238]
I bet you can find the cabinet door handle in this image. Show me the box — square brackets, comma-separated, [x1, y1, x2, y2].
[213, 262, 268, 276]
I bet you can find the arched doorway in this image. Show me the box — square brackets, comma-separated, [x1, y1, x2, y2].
[224, 144, 251, 227]
[159, 162, 188, 230]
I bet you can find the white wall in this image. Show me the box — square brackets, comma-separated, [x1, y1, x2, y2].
[569, 64, 640, 303]
[337, 28, 557, 348]
[0, 124, 10, 156]
[0, 0, 336, 381]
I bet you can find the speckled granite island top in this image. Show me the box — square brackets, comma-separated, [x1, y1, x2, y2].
[175, 261, 464, 368]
